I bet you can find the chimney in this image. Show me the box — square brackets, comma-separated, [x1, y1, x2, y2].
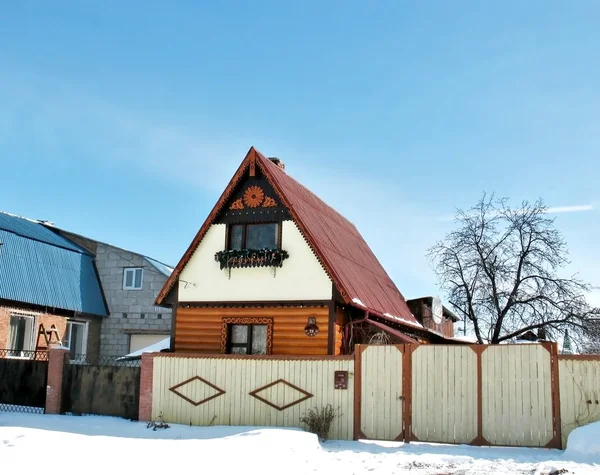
[268, 157, 285, 171]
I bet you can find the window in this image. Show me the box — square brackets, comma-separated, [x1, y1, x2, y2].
[228, 223, 278, 250]
[64, 321, 88, 358]
[123, 267, 143, 290]
[227, 324, 268, 355]
[9, 315, 35, 355]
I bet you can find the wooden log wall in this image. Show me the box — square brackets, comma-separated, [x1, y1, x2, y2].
[175, 306, 330, 355]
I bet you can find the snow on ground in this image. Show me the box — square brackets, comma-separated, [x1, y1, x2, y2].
[1, 413, 599, 475]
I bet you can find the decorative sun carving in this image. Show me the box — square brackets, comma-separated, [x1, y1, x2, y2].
[243, 186, 264, 208]
[229, 198, 244, 210]
[263, 196, 277, 207]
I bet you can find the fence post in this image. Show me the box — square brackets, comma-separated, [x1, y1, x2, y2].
[139, 352, 155, 422]
[46, 347, 69, 414]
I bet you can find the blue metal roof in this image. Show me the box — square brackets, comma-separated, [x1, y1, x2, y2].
[0, 213, 108, 317]
[0, 212, 89, 254]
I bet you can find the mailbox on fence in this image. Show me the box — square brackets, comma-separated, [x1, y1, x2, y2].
[334, 370, 348, 390]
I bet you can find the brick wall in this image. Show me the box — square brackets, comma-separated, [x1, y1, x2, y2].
[0, 305, 67, 349]
[0, 304, 101, 356]
[138, 352, 154, 421]
[94, 243, 172, 358]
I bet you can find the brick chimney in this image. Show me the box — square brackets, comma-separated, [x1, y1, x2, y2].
[268, 157, 285, 171]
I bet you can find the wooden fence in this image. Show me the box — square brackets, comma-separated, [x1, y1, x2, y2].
[151, 354, 355, 440]
[141, 344, 600, 448]
[558, 354, 600, 447]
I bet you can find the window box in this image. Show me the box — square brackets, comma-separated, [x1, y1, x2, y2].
[214, 248, 290, 270]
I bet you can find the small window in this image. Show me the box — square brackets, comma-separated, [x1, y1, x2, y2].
[123, 267, 143, 290]
[227, 324, 268, 355]
[9, 315, 35, 355]
[228, 223, 278, 250]
[64, 321, 88, 358]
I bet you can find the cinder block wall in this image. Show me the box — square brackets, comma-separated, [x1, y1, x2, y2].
[94, 243, 171, 358]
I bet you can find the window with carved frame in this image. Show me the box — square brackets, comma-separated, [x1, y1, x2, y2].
[221, 317, 273, 355]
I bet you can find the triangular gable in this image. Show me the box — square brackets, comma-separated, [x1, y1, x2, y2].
[214, 165, 290, 225]
[156, 146, 420, 328]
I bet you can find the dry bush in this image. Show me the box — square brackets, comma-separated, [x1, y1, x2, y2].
[300, 404, 340, 441]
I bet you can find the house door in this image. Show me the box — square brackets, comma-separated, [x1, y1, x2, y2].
[356, 344, 405, 441]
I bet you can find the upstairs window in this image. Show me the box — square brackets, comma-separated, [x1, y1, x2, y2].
[228, 223, 278, 250]
[123, 267, 143, 290]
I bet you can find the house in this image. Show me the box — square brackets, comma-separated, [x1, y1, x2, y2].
[155, 147, 457, 356]
[0, 211, 107, 357]
[41, 225, 174, 358]
[0, 210, 173, 359]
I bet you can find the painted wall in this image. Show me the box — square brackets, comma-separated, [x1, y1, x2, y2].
[178, 221, 332, 302]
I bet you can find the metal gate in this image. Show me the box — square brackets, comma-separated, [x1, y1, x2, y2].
[61, 355, 141, 420]
[0, 349, 48, 414]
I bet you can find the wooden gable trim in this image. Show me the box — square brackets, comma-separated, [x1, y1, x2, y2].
[156, 146, 353, 307]
[155, 148, 255, 305]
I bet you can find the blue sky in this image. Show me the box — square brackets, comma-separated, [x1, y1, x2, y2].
[1, 1, 598, 307]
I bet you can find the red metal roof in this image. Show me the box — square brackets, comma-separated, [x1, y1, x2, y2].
[156, 147, 421, 329]
[257, 152, 420, 327]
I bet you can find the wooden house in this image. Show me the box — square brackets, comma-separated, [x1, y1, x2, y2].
[155, 147, 457, 356]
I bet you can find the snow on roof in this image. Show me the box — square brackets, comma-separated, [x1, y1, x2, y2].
[117, 337, 170, 360]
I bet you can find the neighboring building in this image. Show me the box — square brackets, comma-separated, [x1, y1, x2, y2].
[406, 296, 459, 339]
[43, 226, 174, 358]
[0, 212, 107, 357]
[0, 210, 173, 359]
[155, 147, 456, 356]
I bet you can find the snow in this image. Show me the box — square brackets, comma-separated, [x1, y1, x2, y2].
[383, 312, 424, 328]
[352, 297, 366, 308]
[450, 335, 478, 343]
[1, 414, 599, 474]
[117, 337, 170, 360]
[564, 421, 600, 463]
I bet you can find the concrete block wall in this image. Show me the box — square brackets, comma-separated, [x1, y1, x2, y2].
[94, 242, 172, 358]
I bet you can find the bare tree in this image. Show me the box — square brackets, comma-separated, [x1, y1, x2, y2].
[427, 193, 598, 347]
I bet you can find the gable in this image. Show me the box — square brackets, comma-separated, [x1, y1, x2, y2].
[215, 168, 290, 225]
[156, 147, 421, 330]
[178, 221, 332, 302]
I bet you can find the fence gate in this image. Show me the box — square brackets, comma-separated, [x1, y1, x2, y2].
[355, 344, 406, 441]
[0, 350, 48, 414]
[61, 356, 141, 420]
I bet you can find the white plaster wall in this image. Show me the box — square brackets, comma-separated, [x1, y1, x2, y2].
[178, 221, 332, 301]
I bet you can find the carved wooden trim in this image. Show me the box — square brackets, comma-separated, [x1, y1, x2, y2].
[229, 198, 244, 210]
[263, 196, 277, 207]
[243, 186, 264, 208]
[169, 376, 226, 406]
[220, 317, 273, 354]
[249, 378, 313, 411]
